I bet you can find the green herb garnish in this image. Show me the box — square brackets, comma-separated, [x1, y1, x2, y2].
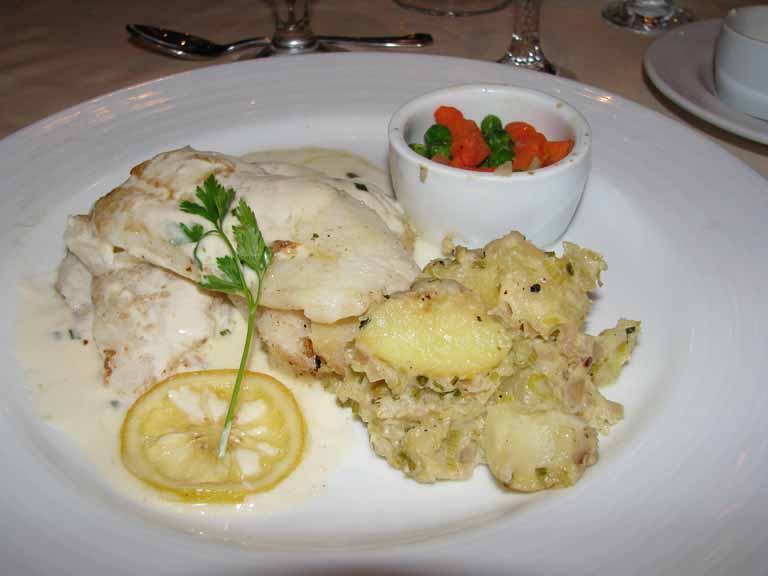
[180, 174, 272, 458]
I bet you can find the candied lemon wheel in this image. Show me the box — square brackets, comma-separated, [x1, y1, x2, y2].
[121, 370, 305, 503]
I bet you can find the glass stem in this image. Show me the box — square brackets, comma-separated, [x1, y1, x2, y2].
[498, 0, 555, 74]
[271, 0, 316, 53]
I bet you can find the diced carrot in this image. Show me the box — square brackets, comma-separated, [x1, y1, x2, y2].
[512, 148, 536, 171]
[435, 106, 464, 130]
[450, 156, 467, 169]
[431, 154, 451, 165]
[543, 140, 573, 166]
[450, 120, 491, 167]
[505, 121, 536, 141]
[511, 132, 547, 172]
[515, 131, 548, 156]
[449, 117, 473, 141]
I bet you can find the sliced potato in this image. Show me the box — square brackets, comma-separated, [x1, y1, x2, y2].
[121, 370, 305, 503]
[423, 245, 501, 310]
[355, 280, 512, 379]
[482, 403, 597, 492]
[424, 232, 607, 339]
[591, 319, 641, 388]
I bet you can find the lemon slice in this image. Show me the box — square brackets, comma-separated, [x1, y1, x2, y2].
[121, 370, 305, 503]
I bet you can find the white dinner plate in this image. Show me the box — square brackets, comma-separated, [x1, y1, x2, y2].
[644, 18, 768, 144]
[2, 53, 767, 575]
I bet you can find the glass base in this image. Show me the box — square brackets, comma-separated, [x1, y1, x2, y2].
[602, 1, 693, 34]
[393, 0, 512, 17]
[497, 53, 556, 75]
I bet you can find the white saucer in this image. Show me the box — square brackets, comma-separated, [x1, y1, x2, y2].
[644, 18, 768, 144]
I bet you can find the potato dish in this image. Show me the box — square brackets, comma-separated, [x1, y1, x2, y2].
[336, 232, 638, 491]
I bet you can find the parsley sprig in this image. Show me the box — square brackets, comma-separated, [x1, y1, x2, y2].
[180, 174, 272, 458]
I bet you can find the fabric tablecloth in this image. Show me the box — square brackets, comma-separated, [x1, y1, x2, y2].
[2, 0, 766, 177]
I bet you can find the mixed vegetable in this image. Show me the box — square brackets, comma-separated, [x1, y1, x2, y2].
[409, 106, 574, 172]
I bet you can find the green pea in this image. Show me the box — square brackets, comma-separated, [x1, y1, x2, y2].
[410, 143, 429, 157]
[481, 115, 503, 137]
[429, 143, 452, 159]
[486, 147, 513, 168]
[486, 130, 511, 151]
[424, 124, 452, 148]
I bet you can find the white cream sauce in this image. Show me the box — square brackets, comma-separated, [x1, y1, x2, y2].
[18, 278, 355, 523]
[17, 148, 444, 532]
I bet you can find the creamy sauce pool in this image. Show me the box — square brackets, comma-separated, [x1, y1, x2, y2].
[18, 148, 438, 531]
[19, 278, 354, 521]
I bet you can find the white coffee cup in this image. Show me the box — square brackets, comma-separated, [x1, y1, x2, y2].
[714, 5, 768, 120]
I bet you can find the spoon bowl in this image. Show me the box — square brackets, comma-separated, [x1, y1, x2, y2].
[127, 25, 269, 59]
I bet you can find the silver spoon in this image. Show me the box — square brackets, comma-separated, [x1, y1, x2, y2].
[127, 24, 433, 59]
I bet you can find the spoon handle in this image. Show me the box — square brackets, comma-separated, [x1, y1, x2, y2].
[317, 33, 433, 47]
